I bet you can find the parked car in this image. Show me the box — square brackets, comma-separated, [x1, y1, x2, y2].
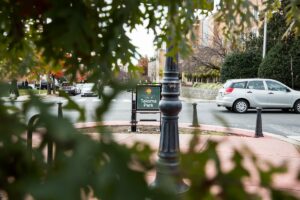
[81, 83, 98, 97]
[216, 78, 300, 113]
[60, 82, 81, 95]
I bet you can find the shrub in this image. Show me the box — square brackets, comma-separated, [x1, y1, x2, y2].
[192, 82, 223, 90]
[290, 40, 300, 89]
[258, 42, 300, 88]
[221, 50, 262, 82]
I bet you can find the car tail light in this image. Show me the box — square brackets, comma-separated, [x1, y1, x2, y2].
[225, 87, 234, 94]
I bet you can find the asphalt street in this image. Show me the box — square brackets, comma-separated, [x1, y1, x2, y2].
[10, 90, 300, 139]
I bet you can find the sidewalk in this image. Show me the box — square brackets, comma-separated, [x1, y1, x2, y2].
[76, 121, 300, 198]
[1, 94, 50, 102]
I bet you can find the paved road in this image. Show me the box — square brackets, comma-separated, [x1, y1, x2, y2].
[191, 102, 300, 138]
[11, 91, 300, 139]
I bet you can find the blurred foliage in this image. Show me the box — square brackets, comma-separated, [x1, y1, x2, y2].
[214, 0, 258, 47]
[1, 0, 300, 199]
[285, 0, 300, 36]
[1, 82, 299, 199]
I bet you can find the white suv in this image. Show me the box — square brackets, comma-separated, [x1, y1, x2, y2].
[216, 78, 300, 113]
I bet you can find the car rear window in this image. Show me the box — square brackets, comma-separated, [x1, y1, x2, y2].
[223, 81, 232, 88]
[231, 81, 247, 89]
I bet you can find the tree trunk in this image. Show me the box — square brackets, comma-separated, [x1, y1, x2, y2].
[47, 73, 51, 95]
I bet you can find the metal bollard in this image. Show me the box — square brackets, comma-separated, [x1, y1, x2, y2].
[57, 102, 63, 118]
[255, 107, 264, 137]
[55, 102, 63, 161]
[192, 103, 199, 127]
[131, 100, 137, 132]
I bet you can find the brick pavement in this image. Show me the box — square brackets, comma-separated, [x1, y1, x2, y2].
[75, 121, 300, 199]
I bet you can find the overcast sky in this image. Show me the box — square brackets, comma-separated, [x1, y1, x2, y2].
[127, 25, 156, 59]
[127, 0, 220, 62]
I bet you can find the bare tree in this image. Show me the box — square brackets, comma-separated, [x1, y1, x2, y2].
[180, 30, 228, 74]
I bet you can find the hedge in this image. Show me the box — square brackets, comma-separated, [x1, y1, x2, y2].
[220, 50, 261, 82]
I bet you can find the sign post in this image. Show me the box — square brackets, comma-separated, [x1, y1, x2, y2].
[131, 99, 137, 132]
[130, 84, 161, 132]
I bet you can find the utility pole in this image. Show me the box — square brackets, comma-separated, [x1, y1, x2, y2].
[291, 56, 294, 89]
[262, 13, 267, 59]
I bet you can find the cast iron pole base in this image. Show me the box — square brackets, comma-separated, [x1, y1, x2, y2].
[151, 157, 189, 194]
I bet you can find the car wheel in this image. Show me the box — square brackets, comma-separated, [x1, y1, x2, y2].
[233, 99, 248, 113]
[294, 100, 300, 113]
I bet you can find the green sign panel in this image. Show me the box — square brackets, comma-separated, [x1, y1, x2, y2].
[136, 85, 161, 111]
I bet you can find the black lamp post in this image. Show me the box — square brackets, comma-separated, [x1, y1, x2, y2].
[150, 2, 214, 195]
[151, 50, 189, 194]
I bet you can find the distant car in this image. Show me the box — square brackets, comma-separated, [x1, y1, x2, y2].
[81, 83, 98, 97]
[28, 84, 37, 89]
[216, 78, 300, 113]
[60, 82, 81, 95]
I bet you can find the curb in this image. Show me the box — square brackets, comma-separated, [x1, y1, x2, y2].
[74, 121, 300, 146]
[179, 97, 216, 103]
[1, 97, 29, 102]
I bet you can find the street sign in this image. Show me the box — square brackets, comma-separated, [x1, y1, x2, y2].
[136, 85, 161, 111]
